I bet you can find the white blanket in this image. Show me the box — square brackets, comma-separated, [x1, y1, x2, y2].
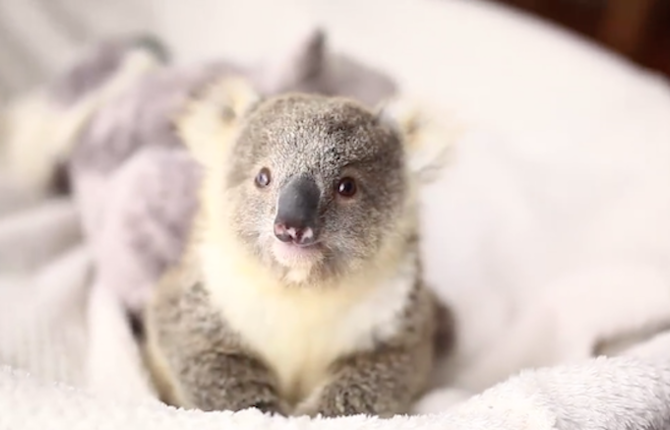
[2, 352, 670, 429]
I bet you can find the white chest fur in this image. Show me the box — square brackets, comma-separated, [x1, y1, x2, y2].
[200, 242, 416, 402]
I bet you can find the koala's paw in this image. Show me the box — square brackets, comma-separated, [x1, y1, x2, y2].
[293, 384, 385, 418]
[248, 398, 291, 417]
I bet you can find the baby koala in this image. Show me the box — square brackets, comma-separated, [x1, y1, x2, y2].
[144, 77, 450, 417]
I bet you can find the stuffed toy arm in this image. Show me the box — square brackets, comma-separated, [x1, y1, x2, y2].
[2, 352, 669, 430]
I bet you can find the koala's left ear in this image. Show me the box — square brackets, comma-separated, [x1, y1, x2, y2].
[375, 96, 462, 183]
[176, 76, 261, 167]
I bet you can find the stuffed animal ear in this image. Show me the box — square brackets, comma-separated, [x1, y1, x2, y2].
[255, 25, 326, 94]
[175, 76, 261, 166]
[375, 96, 463, 184]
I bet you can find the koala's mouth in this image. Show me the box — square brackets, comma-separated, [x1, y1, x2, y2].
[271, 239, 323, 267]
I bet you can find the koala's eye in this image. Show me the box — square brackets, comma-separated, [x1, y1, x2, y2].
[255, 167, 271, 188]
[336, 177, 357, 198]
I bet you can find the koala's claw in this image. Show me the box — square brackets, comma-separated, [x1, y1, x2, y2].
[250, 399, 290, 417]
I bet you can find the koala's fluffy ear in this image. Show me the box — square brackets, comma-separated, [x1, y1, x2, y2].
[255, 25, 326, 94]
[375, 97, 462, 183]
[176, 76, 261, 167]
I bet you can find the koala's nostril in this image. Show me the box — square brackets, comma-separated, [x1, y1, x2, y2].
[274, 223, 292, 243]
[294, 226, 314, 245]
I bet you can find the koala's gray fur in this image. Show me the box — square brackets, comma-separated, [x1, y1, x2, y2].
[144, 85, 447, 418]
[146, 262, 290, 414]
[147, 252, 440, 417]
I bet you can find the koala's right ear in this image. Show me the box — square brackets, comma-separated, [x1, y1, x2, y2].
[375, 96, 463, 184]
[175, 76, 261, 167]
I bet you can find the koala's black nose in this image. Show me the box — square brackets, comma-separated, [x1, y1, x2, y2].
[274, 175, 320, 245]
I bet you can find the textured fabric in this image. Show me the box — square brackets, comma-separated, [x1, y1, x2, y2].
[1, 354, 670, 430]
[0, 206, 89, 388]
[0, 198, 82, 274]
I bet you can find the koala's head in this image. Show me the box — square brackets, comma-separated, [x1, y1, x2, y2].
[179, 78, 453, 286]
[231, 93, 410, 283]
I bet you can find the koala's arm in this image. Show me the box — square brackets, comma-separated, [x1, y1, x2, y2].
[294, 286, 437, 418]
[144, 255, 287, 414]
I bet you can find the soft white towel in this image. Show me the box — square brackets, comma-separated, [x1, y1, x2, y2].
[1, 353, 670, 430]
